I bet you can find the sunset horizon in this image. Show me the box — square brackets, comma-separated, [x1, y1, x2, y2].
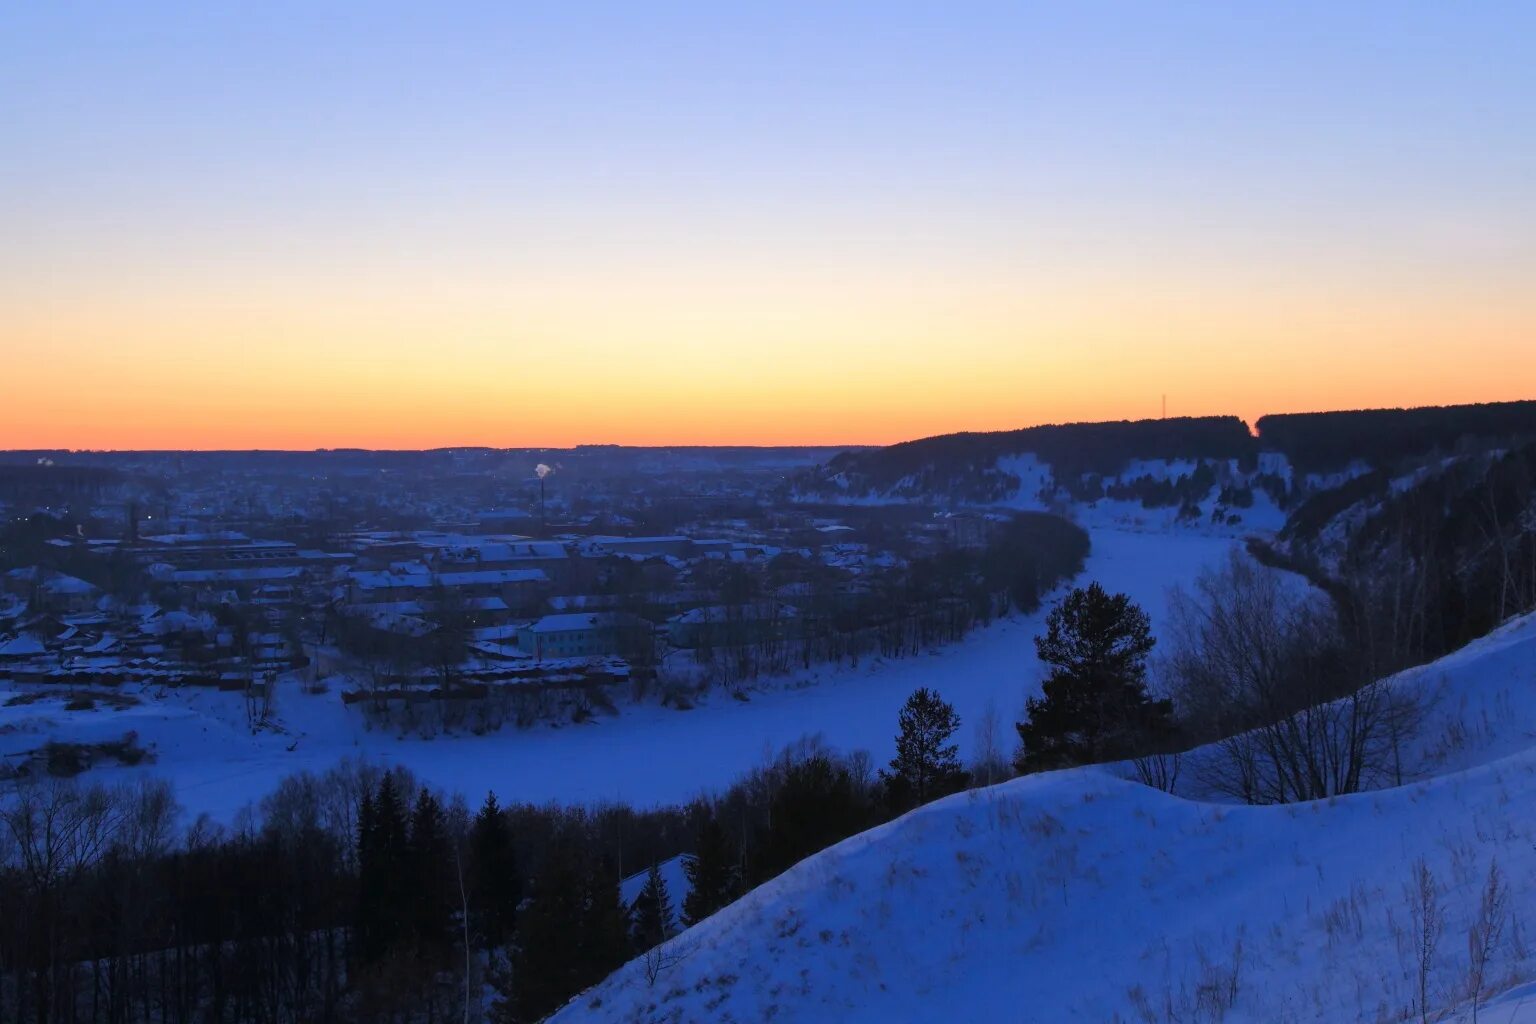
[6, 3, 1533, 451]
[11, 394, 1536, 453]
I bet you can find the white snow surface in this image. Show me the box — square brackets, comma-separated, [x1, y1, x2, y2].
[620, 854, 692, 914]
[988, 455, 1287, 536]
[552, 612, 1536, 1024]
[0, 529, 1237, 820]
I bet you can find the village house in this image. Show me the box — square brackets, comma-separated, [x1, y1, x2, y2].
[516, 611, 651, 660]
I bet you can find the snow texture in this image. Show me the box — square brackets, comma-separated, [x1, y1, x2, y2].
[1, 528, 1240, 820]
[551, 612, 1536, 1024]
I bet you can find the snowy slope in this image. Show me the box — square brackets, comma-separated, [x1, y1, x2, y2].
[815, 446, 1284, 538]
[1452, 985, 1536, 1024]
[1155, 610, 1536, 804]
[552, 612, 1536, 1024]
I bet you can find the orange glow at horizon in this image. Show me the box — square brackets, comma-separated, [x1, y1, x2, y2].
[6, 2, 1534, 451]
[6, 264, 1533, 450]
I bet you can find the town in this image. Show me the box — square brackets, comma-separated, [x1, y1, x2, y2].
[0, 447, 1085, 762]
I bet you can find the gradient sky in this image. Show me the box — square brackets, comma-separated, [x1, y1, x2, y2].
[4, 2, 1534, 449]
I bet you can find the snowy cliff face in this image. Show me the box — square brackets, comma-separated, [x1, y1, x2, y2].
[804, 447, 1286, 536]
[797, 417, 1258, 507]
[1271, 447, 1536, 664]
[553, 613, 1536, 1024]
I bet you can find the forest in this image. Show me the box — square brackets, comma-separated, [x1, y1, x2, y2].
[0, 712, 968, 1024]
[813, 416, 1255, 501]
[810, 400, 1536, 503]
[1280, 441, 1536, 669]
[1256, 399, 1536, 475]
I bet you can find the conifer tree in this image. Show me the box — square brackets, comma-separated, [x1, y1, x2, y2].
[467, 791, 519, 948]
[629, 863, 676, 952]
[406, 787, 453, 961]
[580, 857, 634, 984]
[354, 786, 380, 961]
[681, 812, 737, 926]
[356, 771, 410, 964]
[1014, 582, 1173, 773]
[511, 838, 630, 1021]
[510, 836, 587, 1022]
[880, 687, 968, 811]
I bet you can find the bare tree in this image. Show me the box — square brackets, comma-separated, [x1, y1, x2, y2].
[1, 778, 132, 1019]
[1465, 860, 1510, 1023]
[1405, 858, 1443, 1024]
[1165, 551, 1427, 803]
[642, 937, 690, 988]
[969, 697, 1010, 788]
[1131, 751, 1182, 793]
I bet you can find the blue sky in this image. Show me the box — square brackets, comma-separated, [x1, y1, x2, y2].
[4, 2, 1534, 446]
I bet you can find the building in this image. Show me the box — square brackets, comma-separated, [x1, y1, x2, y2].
[2, 567, 101, 614]
[346, 566, 549, 611]
[578, 535, 696, 559]
[516, 612, 651, 660]
[428, 539, 570, 583]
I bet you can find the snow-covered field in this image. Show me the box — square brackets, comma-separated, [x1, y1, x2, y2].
[551, 612, 1536, 1024]
[0, 528, 1237, 820]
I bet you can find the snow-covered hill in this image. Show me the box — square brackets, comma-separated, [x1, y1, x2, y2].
[552, 613, 1536, 1024]
[802, 435, 1288, 537]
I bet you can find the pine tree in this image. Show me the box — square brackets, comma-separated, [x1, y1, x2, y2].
[356, 771, 410, 964]
[467, 792, 519, 949]
[406, 787, 453, 962]
[510, 838, 586, 1023]
[681, 811, 737, 926]
[511, 838, 631, 1021]
[879, 687, 968, 811]
[629, 863, 676, 952]
[580, 857, 634, 985]
[354, 785, 380, 961]
[1014, 582, 1173, 773]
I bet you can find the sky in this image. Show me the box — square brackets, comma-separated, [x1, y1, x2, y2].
[3, 1, 1534, 450]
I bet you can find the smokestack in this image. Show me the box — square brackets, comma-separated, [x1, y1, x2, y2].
[535, 463, 553, 534]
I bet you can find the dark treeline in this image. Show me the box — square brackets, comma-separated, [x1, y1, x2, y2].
[1276, 470, 1393, 544]
[1156, 444, 1536, 803]
[328, 511, 1088, 726]
[1274, 442, 1536, 672]
[1256, 399, 1536, 475]
[0, 465, 128, 505]
[1060, 460, 1247, 520]
[0, 683, 974, 1024]
[817, 416, 1254, 501]
[677, 512, 1088, 689]
[810, 400, 1536, 503]
[845, 511, 1091, 655]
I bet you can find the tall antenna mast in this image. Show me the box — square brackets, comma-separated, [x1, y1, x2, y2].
[1161, 394, 1166, 420]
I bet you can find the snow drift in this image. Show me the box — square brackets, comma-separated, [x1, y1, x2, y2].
[552, 613, 1536, 1023]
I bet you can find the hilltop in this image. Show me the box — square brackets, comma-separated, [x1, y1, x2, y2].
[553, 612, 1536, 1023]
[798, 399, 1536, 513]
